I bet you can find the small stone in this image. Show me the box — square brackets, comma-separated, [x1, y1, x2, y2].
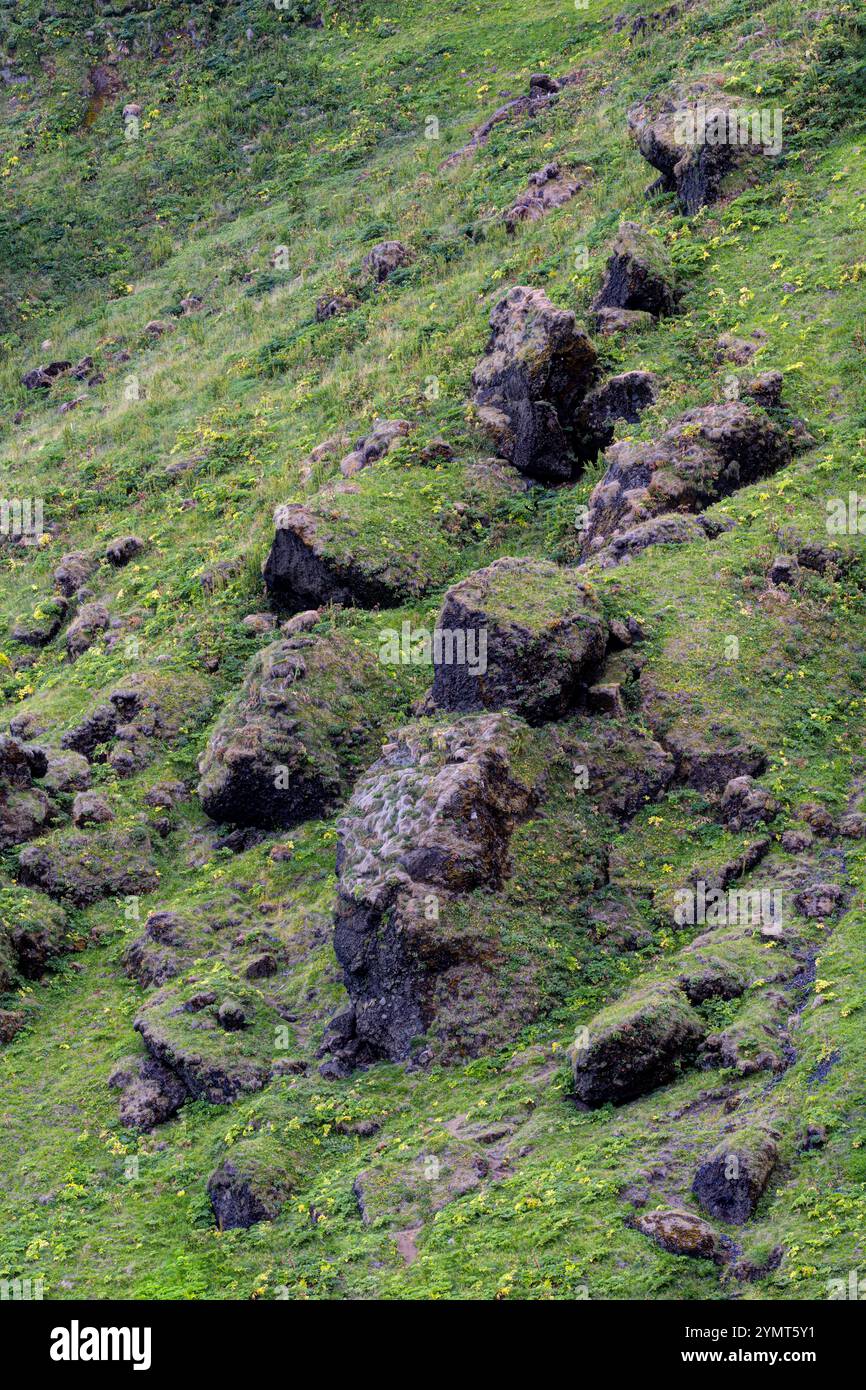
[106, 535, 144, 567]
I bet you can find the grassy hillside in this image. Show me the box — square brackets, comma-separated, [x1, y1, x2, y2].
[1, 0, 865, 1300]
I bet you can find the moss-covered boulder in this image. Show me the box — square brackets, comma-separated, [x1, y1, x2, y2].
[634, 1208, 720, 1259]
[198, 632, 397, 828]
[429, 557, 608, 723]
[581, 402, 790, 558]
[0, 736, 52, 851]
[692, 1129, 778, 1225]
[207, 1137, 302, 1230]
[471, 285, 599, 481]
[591, 222, 678, 320]
[17, 826, 157, 906]
[570, 982, 705, 1106]
[322, 713, 542, 1071]
[263, 459, 516, 613]
[0, 884, 70, 983]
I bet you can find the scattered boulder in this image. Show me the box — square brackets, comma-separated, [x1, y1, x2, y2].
[797, 802, 836, 837]
[716, 333, 759, 365]
[720, 776, 778, 831]
[71, 791, 114, 827]
[207, 1146, 298, 1230]
[60, 704, 118, 760]
[595, 307, 656, 336]
[197, 632, 394, 828]
[840, 812, 866, 839]
[315, 292, 356, 321]
[768, 553, 798, 586]
[580, 402, 790, 557]
[339, 418, 410, 477]
[428, 556, 607, 723]
[591, 222, 678, 321]
[108, 1055, 189, 1131]
[41, 751, 92, 795]
[0, 736, 51, 850]
[106, 535, 144, 567]
[471, 285, 598, 481]
[441, 71, 581, 168]
[589, 512, 731, 570]
[123, 909, 196, 988]
[692, 1130, 778, 1224]
[17, 827, 157, 907]
[362, 241, 415, 283]
[503, 161, 584, 232]
[577, 370, 659, 455]
[11, 596, 67, 647]
[0, 1009, 25, 1044]
[66, 602, 111, 660]
[634, 1208, 719, 1259]
[629, 83, 778, 213]
[323, 713, 539, 1070]
[21, 360, 71, 390]
[795, 882, 845, 919]
[570, 983, 705, 1106]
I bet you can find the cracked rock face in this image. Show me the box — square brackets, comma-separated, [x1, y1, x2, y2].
[429, 556, 608, 723]
[580, 401, 790, 557]
[323, 713, 539, 1070]
[471, 285, 599, 481]
[197, 633, 392, 829]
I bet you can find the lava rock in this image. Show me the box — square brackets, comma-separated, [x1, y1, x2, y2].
[429, 556, 608, 723]
[471, 285, 599, 481]
[692, 1130, 778, 1225]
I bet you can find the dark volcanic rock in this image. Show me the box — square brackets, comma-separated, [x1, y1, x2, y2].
[60, 703, 118, 760]
[692, 1130, 778, 1224]
[17, 827, 157, 906]
[323, 713, 539, 1070]
[720, 776, 779, 831]
[197, 633, 393, 828]
[471, 285, 599, 481]
[66, 601, 111, 660]
[263, 502, 406, 611]
[576, 370, 659, 456]
[106, 534, 144, 567]
[588, 512, 732, 570]
[629, 84, 778, 214]
[591, 222, 678, 320]
[429, 556, 608, 723]
[362, 240, 415, 283]
[109, 1054, 190, 1131]
[580, 401, 790, 557]
[0, 736, 51, 851]
[207, 1150, 297, 1230]
[339, 418, 410, 477]
[570, 983, 705, 1106]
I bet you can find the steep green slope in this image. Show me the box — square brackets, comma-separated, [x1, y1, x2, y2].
[1, 0, 865, 1300]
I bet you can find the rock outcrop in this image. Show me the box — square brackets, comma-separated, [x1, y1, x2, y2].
[591, 222, 678, 321]
[503, 162, 584, 232]
[692, 1130, 778, 1224]
[321, 713, 540, 1072]
[471, 286, 598, 481]
[428, 556, 608, 723]
[197, 632, 394, 828]
[570, 983, 705, 1106]
[580, 401, 790, 558]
